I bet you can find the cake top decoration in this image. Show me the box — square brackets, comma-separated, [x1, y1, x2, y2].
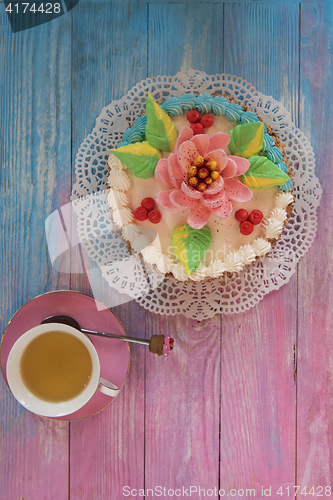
[149, 335, 175, 357]
[145, 92, 177, 152]
[155, 127, 254, 230]
[107, 90, 294, 282]
[228, 122, 264, 158]
[110, 141, 161, 179]
[241, 155, 291, 189]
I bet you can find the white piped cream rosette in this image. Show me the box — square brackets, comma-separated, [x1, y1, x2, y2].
[107, 155, 153, 254]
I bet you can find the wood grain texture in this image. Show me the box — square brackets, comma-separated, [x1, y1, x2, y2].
[224, 2, 300, 123]
[142, 0, 316, 3]
[1, 1, 332, 498]
[148, 2, 224, 75]
[297, 2, 333, 490]
[70, 0, 148, 297]
[0, 6, 72, 319]
[221, 3, 299, 495]
[68, 2, 148, 499]
[69, 301, 146, 499]
[146, 4, 223, 496]
[0, 7, 72, 499]
[221, 289, 297, 494]
[145, 314, 221, 494]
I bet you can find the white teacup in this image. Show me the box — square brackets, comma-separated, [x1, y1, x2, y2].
[7, 323, 119, 417]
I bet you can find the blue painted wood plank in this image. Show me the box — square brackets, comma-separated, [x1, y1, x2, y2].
[70, 0, 149, 297]
[148, 2, 224, 75]
[0, 6, 72, 327]
[69, 2, 148, 498]
[224, 2, 300, 124]
[71, 0, 148, 157]
[145, 2, 222, 493]
[221, 1, 299, 490]
[141, 0, 314, 3]
[297, 1, 333, 488]
[0, 5, 72, 499]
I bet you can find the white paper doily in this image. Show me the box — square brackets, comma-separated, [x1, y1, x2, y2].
[71, 70, 322, 320]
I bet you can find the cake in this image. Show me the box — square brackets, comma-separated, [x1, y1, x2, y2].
[107, 92, 293, 282]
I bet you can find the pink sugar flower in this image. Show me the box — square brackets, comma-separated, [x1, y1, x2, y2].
[155, 127, 253, 229]
[163, 335, 173, 357]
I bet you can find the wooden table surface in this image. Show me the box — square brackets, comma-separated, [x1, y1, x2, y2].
[1, 1, 332, 499]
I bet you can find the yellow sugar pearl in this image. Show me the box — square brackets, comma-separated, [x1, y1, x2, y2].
[194, 155, 205, 168]
[198, 167, 209, 179]
[187, 166, 198, 178]
[206, 160, 217, 171]
[197, 182, 207, 192]
[210, 170, 220, 180]
[188, 176, 198, 187]
[205, 177, 213, 185]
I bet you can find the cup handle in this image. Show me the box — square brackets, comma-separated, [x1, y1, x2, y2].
[98, 377, 120, 398]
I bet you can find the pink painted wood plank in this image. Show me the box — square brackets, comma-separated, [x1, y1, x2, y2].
[220, 289, 297, 495]
[297, 2, 333, 490]
[69, 301, 146, 500]
[0, 388, 69, 500]
[145, 314, 221, 495]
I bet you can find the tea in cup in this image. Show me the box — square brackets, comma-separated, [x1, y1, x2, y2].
[7, 323, 119, 417]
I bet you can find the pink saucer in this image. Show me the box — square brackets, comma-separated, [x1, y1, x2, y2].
[1, 291, 130, 420]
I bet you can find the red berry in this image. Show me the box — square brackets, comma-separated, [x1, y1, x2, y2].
[134, 206, 148, 221]
[148, 209, 162, 224]
[141, 197, 155, 211]
[240, 220, 254, 235]
[190, 122, 204, 135]
[186, 110, 200, 124]
[200, 114, 214, 128]
[248, 210, 263, 225]
[235, 209, 249, 222]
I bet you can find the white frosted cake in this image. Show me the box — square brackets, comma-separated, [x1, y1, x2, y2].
[107, 93, 293, 282]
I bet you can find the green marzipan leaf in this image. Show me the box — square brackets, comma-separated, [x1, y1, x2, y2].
[145, 92, 177, 152]
[241, 155, 291, 189]
[171, 224, 212, 275]
[111, 141, 161, 179]
[228, 122, 264, 158]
